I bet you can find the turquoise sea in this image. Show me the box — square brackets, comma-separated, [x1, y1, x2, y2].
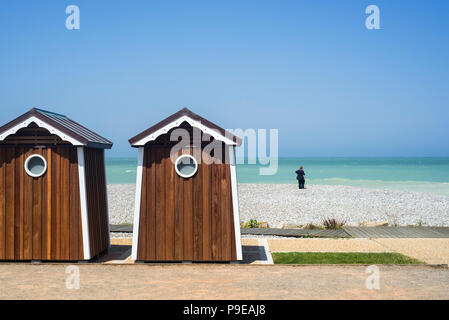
[105, 157, 449, 196]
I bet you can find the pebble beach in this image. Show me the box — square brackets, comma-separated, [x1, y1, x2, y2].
[107, 183, 449, 227]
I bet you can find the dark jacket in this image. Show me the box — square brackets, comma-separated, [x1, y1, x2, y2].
[296, 169, 305, 181]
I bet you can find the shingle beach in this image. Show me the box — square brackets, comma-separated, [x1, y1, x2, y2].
[108, 184, 449, 227]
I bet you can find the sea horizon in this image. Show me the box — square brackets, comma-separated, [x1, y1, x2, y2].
[105, 156, 449, 196]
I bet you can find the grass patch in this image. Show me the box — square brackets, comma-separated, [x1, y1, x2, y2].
[322, 218, 346, 230]
[272, 252, 424, 264]
[240, 218, 269, 229]
[302, 223, 324, 230]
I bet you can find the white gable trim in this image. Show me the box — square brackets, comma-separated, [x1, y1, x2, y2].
[229, 146, 243, 261]
[132, 115, 238, 146]
[0, 115, 84, 146]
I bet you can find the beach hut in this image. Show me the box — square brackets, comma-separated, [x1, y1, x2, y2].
[0, 108, 112, 261]
[129, 108, 242, 262]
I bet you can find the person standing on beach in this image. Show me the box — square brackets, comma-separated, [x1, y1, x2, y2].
[296, 166, 306, 189]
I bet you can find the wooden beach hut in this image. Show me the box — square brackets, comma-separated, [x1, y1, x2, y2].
[129, 108, 242, 262]
[0, 108, 112, 261]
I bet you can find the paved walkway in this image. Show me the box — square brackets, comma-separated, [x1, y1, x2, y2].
[0, 264, 448, 299]
[110, 225, 449, 239]
[1, 238, 448, 299]
[344, 226, 449, 238]
[373, 239, 449, 265]
[241, 226, 449, 238]
[101, 238, 449, 266]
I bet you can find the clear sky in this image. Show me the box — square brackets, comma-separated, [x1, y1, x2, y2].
[1, 1, 448, 157]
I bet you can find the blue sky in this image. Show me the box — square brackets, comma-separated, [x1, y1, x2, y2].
[0, 0, 448, 157]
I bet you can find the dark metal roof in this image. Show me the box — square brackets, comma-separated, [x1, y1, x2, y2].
[129, 107, 242, 147]
[0, 108, 113, 149]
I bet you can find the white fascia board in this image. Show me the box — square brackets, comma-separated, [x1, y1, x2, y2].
[77, 147, 91, 260]
[131, 147, 144, 260]
[132, 115, 238, 147]
[229, 146, 243, 261]
[0, 115, 84, 146]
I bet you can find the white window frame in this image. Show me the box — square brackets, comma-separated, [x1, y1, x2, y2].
[174, 154, 198, 178]
[24, 154, 47, 178]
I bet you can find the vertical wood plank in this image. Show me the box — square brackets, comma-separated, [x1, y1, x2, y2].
[99, 150, 108, 252]
[183, 147, 193, 261]
[50, 148, 57, 260]
[192, 147, 202, 261]
[69, 148, 79, 260]
[23, 148, 32, 260]
[54, 148, 61, 260]
[0, 148, 5, 259]
[147, 146, 157, 260]
[41, 148, 48, 260]
[91, 149, 98, 257]
[221, 164, 231, 261]
[100, 150, 107, 254]
[211, 162, 221, 260]
[201, 149, 211, 261]
[228, 164, 236, 260]
[46, 148, 52, 260]
[155, 147, 166, 260]
[165, 146, 175, 260]
[18, 148, 24, 259]
[98, 149, 108, 254]
[32, 149, 42, 260]
[95, 150, 104, 255]
[14, 148, 22, 259]
[173, 149, 184, 261]
[5, 147, 15, 259]
[61, 147, 70, 259]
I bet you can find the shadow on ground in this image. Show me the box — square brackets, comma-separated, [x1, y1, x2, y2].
[93, 244, 269, 264]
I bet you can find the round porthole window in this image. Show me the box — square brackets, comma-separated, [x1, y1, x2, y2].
[24, 154, 47, 178]
[175, 155, 198, 178]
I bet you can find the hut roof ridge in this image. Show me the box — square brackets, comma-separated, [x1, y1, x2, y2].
[0, 107, 113, 149]
[129, 107, 242, 147]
